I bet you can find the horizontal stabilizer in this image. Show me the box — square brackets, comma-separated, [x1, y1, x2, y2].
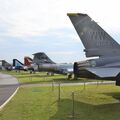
[86, 67, 120, 77]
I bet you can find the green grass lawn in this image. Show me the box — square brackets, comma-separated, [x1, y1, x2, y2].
[0, 84, 120, 120]
[0, 70, 99, 84]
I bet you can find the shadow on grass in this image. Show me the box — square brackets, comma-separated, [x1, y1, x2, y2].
[49, 98, 120, 120]
[103, 92, 120, 101]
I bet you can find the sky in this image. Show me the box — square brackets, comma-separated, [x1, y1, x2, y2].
[0, 0, 120, 63]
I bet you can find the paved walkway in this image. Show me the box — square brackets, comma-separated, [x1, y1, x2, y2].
[0, 73, 19, 108]
[21, 81, 115, 87]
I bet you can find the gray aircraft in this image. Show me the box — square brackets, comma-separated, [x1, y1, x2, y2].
[29, 52, 73, 77]
[67, 13, 120, 85]
[0, 60, 12, 70]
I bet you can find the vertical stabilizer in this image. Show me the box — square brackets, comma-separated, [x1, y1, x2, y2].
[33, 52, 55, 64]
[67, 13, 120, 57]
[1, 60, 11, 70]
[24, 57, 33, 66]
[13, 59, 23, 67]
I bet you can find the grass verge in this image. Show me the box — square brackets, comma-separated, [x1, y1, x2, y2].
[0, 70, 98, 84]
[0, 84, 120, 120]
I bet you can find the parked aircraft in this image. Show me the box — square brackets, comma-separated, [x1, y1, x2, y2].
[13, 59, 24, 70]
[68, 13, 120, 85]
[0, 60, 12, 70]
[13, 57, 33, 71]
[29, 52, 73, 77]
[24, 56, 33, 69]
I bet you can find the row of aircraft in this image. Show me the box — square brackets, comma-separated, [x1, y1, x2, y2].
[0, 52, 73, 78]
[1, 13, 120, 85]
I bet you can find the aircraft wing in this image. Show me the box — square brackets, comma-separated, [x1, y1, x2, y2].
[86, 67, 120, 78]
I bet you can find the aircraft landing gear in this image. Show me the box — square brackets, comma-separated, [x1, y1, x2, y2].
[29, 69, 35, 74]
[68, 73, 72, 79]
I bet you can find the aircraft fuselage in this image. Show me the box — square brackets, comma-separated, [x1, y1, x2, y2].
[31, 63, 73, 75]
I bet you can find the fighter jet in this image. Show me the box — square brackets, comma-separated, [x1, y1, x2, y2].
[24, 56, 33, 69]
[29, 52, 73, 77]
[67, 13, 120, 85]
[0, 60, 12, 70]
[13, 57, 33, 71]
[13, 59, 24, 70]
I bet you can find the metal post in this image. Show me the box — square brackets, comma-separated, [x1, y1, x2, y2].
[44, 76, 46, 81]
[72, 91, 75, 120]
[52, 80, 54, 91]
[96, 81, 99, 88]
[29, 76, 32, 81]
[68, 92, 76, 119]
[84, 80, 86, 90]
[58, 82, 61, 102]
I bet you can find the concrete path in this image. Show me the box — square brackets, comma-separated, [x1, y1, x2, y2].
[21, 81, 115, 87]
[0, 73, 19, 109]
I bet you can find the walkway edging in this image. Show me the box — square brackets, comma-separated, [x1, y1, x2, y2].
[0, 86, 19, 110]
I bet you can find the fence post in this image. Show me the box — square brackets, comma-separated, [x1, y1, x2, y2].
[58, 82, 61, 102]
[96, 81, 99, 88]
[72, 91, 75, 120]
[68, 92, 78, 119]
[84, 80, 86, 90]
[29, 76, 32, 81]
[52, 80, 54, 91]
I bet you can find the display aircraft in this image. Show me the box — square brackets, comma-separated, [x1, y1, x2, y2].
[67, 13, 120, 85]
[0, 60, 12, 70]
[13, 59, 24, 70]
[24, 56, 33, 69]
[13, 57, 32, 71]
[29, 52, 73, 78]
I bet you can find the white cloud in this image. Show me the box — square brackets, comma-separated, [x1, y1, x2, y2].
[0, 0, 120, 62]
[48, 51, 75, 56]
[0, 0, 70, 37]
[0, 0, 120, 37]
[47, 51, 82, 63]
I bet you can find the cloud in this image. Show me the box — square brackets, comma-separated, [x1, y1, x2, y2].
[48, 51, 75, 56]
[47, 51, 85, 63]
[0, 0, 71, 37]
[0, 0, 120, 62]
[0, 0, 120, 37]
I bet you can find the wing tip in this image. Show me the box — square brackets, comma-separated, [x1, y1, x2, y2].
[67, 13, 87, 16]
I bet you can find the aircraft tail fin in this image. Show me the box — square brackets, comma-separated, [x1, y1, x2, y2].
[24, 57, 33, 66]
[33, 52, 55, 64]
[1, 60, 11, 70]
[13, 59, 23, 67]
[67, 13, 120, 57]
[2, 60, 11, 67]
